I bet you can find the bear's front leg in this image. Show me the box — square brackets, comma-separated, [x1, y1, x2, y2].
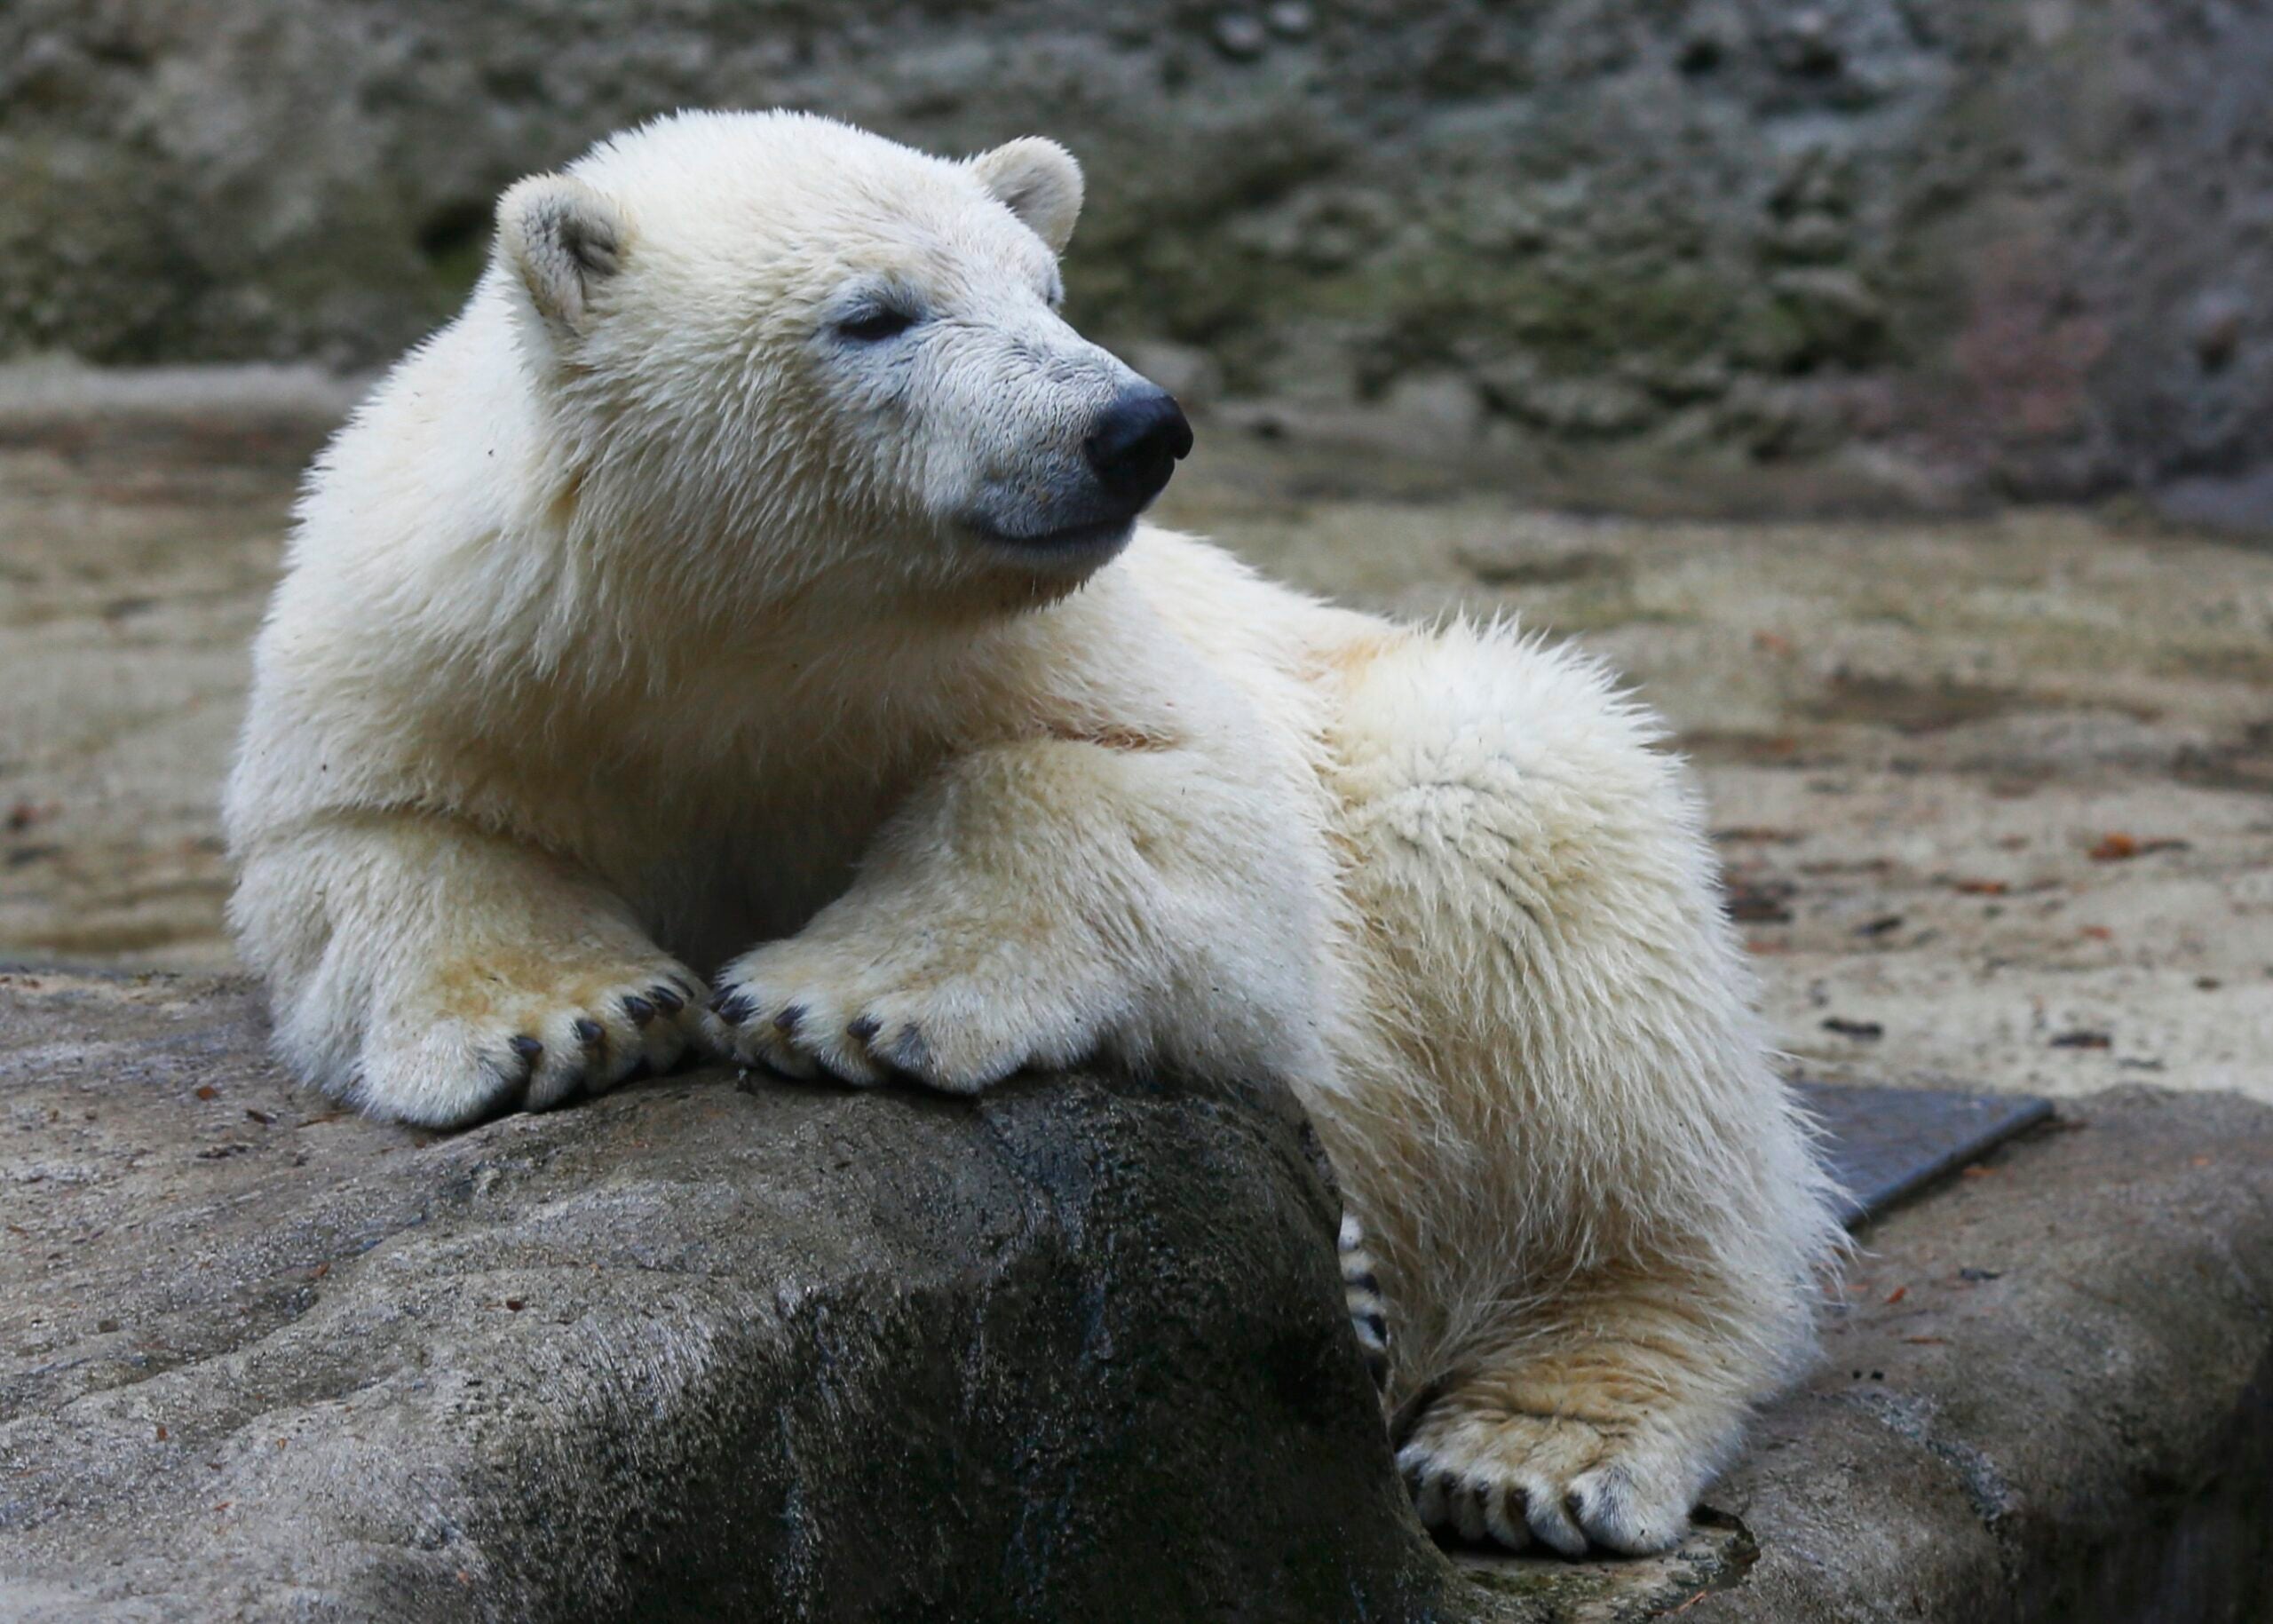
[708, 735, 1325, 1094]
[233, 814, 713, 1126]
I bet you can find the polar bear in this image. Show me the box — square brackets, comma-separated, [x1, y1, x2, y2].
[224, 110, 1841, 1556]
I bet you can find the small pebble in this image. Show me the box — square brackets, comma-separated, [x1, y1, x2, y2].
[1214, 12, 1268, 59]
[1264, 1, 1313, 37]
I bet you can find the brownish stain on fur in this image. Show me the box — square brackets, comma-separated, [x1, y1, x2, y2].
[1309, 630, 1405, 690]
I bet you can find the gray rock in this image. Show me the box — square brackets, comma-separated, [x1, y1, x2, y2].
[5, 970, 2270, 1621]
[0, 970, 1459, 1622]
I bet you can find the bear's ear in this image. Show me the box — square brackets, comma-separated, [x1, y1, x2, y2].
[496, 173, 628, 335]
[969, 138, 1084, 256]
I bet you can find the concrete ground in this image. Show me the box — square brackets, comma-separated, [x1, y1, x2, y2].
[2, 363, 2269, 1105]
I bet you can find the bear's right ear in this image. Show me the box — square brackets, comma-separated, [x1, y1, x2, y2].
[969, 138, 1084, 257]
[496, 173, 628, 336]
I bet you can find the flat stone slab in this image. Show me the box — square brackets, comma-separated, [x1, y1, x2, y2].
[1797, 1081, 2054, 1229]
[4, 970, 2269, 1622]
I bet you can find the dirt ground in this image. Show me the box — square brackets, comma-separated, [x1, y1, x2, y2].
[3, 364, 2269, 1105]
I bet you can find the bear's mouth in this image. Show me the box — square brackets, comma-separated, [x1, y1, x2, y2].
[962, 515, 1137, 566]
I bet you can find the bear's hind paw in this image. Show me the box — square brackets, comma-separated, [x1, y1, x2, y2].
[1339, 1212, 1391, 1390]
[1394, 1397, 1699, 1557]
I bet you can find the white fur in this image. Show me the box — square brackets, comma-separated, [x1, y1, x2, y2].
[224, 111, 1843, 1553]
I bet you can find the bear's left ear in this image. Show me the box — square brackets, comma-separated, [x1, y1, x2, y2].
[497, 172, 629, 336]
[969, 138, 1084, 256]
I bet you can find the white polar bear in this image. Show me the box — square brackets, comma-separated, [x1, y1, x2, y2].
[224, 110, 1842, 1556]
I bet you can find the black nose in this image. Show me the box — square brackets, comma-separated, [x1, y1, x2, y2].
[1084, 386, 1194, 511]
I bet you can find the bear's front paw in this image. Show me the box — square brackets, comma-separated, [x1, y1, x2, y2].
[354, 958, 710, 1128]
[1395, 1390, 1701, 1557]
[704, 933, 1106, 1095]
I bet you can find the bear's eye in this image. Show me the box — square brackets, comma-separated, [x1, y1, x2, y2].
[836, 306, 918, 344]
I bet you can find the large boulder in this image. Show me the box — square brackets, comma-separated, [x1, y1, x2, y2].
[5, 969, 2270, 1621]
[0, 970, 1461, 1621]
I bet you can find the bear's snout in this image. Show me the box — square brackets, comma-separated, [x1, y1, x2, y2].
[1084, 386, 1193, 515]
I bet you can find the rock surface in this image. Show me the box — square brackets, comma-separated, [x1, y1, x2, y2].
[0, 970, 1459, 1622]
[4, 3, 2273, 515]
[6, 971, 2272, 1622]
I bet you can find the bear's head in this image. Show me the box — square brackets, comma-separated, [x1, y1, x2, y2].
[490, 111, 1190, 612]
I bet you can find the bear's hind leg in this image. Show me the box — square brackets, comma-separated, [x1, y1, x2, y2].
[1390, 1273, 1763, 1554]
[1320, 619, 1842, 1554]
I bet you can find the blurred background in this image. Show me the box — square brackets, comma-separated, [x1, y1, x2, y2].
[2, 0, 2269, 1104]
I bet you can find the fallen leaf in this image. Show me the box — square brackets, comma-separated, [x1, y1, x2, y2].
[2079, 925, 2112, 941]
[194, 1085, 218, 1101]
[2094, 833, 2190, 860]
[2049, 1029, 2111, 1050]
[1953, 878, 2008, 895]
[1883, 1285, 1908, 1304]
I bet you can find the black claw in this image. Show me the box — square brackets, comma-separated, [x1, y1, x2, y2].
[622, 994, 656, 1027]
[875, 1025, 933, 1075]
[621, 1058, 653, 1084]
[711, 988, 756, 1025]
[773, 1002, 805, 1034]
[1564, 1490, 1587, 1525]
[1348, 1269, 1381, 1296]
[846, 1014, 882, 1042]
[574, 1017, 606, 1049]
[508, 1034, 544, 1066]
[648, 984, 685, 1015]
